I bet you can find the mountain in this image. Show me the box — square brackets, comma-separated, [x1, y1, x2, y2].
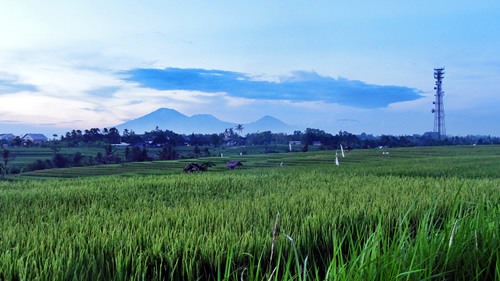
[189, 114, 235, 133]
[115, 108, 295, 134]
[116, 108, 188, 133]
[244, 115, 295, 133]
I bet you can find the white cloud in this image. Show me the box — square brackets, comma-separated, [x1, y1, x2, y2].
[0, 92, 94, 126]
[221, 96, 258, 107]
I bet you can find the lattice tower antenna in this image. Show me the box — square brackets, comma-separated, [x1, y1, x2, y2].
[432, 67, 446, 139]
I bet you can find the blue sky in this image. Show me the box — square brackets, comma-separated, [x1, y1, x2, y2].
[0, 1, 499, 136]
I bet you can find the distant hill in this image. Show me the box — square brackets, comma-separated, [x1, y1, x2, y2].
[115, 108, 295, 134]
[244, 115, 295, 134]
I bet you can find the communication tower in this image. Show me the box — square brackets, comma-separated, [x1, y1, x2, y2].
[432, 67, 446, 139]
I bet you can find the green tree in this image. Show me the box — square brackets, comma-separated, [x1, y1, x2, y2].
[235, 124, 244, 135]
[194, 145, 201, 157]
[127, 147, 150, 162]
[152, 130, 168, 145]
[72, 152, 84, 167]
[95, 152, 104, 164]
[210, 133, 223, 147]
[203, 147, 211, 157]
[106, 127, 121, 144]
[12, 136, 22, 146]
[103, 144, 120, 164]
[1, 149, 15, 176]
[53, 153, 70, 168]
[125, 146, 130, 161]
[141, 148, 149, 161]
[49, 142, 62, 155]
[158, 144, 177, 160]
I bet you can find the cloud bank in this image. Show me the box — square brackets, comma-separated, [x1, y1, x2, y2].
[122, 68, 423, 108]
[0, 78, 38, 94]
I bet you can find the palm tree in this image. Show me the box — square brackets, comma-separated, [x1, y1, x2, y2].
[224, 128, 234, 139]
[235, 124, 244, 135]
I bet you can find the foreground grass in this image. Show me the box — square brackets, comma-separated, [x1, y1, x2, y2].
[1, 163, 499, 280]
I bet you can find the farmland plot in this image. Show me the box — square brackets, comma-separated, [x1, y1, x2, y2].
[0, 146, 499, 280]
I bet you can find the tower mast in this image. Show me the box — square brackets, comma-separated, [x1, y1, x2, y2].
[432, 67, 446, 139]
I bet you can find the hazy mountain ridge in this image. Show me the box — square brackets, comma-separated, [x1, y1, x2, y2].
[244, 115, 293, 134]
[115, 108, 296, 134]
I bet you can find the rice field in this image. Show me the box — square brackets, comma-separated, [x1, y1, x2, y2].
[0, 145, 499, 280]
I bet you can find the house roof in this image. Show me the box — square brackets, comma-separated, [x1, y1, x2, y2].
[0, 134, 15, 140]
[22, 134, 48, 141]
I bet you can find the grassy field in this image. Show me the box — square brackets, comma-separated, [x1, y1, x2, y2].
[0, 145, 499, 280]
[12, 145, 500, 180]
[5, 147, 103, 167]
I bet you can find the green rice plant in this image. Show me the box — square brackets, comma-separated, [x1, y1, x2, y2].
[0, 147, 498, 280]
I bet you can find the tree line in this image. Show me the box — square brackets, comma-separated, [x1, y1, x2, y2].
[3, 125, 497, 149]
[1, 125, 499, 178]
[41, 127, 500, 148]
